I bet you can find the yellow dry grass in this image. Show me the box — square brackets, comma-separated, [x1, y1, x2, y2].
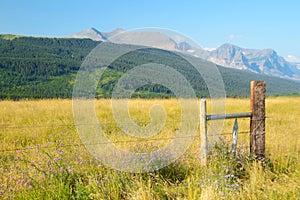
[0, 97, 299, 199]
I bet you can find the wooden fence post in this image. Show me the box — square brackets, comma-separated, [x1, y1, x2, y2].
[200, 99, 208, 166]
[250, 81, 266, 161]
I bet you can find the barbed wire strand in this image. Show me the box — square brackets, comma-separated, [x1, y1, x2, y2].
[0, 134, 201, 153]
[0, 119, 197, 129]
[0, 114, 268, 129]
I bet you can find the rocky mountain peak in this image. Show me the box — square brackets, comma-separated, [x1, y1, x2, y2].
[67, 27, 107, 41]
[67, 28, 300, 81]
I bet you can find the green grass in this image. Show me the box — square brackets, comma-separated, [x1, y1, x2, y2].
[0, 97, 299, 199]
[0, 34, 23, 40]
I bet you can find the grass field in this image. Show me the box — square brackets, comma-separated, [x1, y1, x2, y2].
[0, 97, 299, 199]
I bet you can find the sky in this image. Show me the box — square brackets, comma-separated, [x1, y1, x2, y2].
[1, 0, 300, 60]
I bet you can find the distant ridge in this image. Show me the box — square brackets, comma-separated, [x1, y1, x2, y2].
[67, 28, 300, 82]
[67, 28, 127, 42]
[199, 43, 300, 81]
[67, 28, 108, 41]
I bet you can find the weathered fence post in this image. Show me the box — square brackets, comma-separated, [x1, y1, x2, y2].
[200, 99, 208, 166]
[250, 81, 266, 161]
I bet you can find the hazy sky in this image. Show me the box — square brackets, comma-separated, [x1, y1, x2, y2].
[1, 0, 300, 59]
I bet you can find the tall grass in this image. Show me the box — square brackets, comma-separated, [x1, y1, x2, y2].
[0, 97, 299, 199]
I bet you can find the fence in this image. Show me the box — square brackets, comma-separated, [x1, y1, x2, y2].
[200, 81, 266, 166]
[1, 81, 266, 162]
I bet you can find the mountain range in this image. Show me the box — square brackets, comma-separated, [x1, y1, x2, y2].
[68, 28, 300, 81]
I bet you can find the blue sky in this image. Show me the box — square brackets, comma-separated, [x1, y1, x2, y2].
[1, 0, 300, 59]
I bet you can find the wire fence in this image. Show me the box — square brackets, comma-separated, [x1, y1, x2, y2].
[0, 118, 253, 152]
[0, 116, 298, 159]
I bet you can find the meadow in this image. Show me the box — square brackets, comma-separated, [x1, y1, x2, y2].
[0, 97, 299, 199]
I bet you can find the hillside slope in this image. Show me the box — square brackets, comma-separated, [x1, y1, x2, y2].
[0, 36, 299, 99]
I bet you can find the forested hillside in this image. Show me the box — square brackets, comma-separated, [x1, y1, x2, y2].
[0, 36, 99, 99]
[0, 35, 299, 99]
